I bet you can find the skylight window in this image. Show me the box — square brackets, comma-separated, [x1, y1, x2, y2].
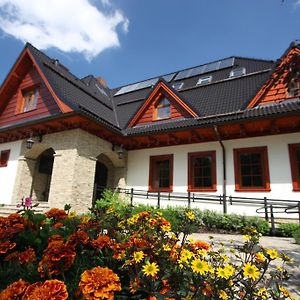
[172, 82, 184, 90]
[197, 76, 212, 85]
[229, 67, 246, 78]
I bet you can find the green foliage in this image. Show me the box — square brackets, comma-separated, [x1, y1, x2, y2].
[276, 223, 300, 237]
[293, 227, 300, 244]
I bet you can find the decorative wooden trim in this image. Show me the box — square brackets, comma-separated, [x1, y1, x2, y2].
[233, 146, 270, 192]
[288, 143, 300, 191]
[0, 149, 10, 167]
[128, 81, 198, 128]
[148, 154, 173, 192]
[15, 84, 40, 115]
[25, 49, 73, 113]
[187, 151, 217, 192]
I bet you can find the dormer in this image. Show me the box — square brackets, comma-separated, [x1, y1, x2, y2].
[128, 81, 198, 127]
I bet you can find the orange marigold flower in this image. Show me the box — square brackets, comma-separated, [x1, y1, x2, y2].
[22, 280, 68, 300]
[45, 208, 68, 220]
[190, 241, 211, 252]
[38, 240, 76, 277]
[67, 230, 90, 248]
[52, 222, 64, 229]
[19, 248, 36, 264]
[0, 279, 28, 300]
[0, 240, 16, 254]
[92, 235, 111, 249]
[48, 234, 64, 243]
[79, 266, 121, 299]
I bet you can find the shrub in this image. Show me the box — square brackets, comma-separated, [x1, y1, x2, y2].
[293, 227, 300, 244]
[0, 202, 294, 299]
[277, 223, 300, 237]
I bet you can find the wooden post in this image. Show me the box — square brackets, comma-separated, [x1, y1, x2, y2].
[264, 197, 269, 222]
[223, 194, 227, 214]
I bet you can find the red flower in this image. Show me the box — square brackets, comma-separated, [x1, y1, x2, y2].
[0, 240, 16, 254]
[45, 208, 68, 220]
[67, 230, 90, 248]
[92, 235, 111, 249]
[0, 279, 28, 300]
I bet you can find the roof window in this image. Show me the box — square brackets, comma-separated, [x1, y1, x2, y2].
[288, 77, 300, 98]
[229, 67, 246, 78]
[197, 75, 212, 85]
[172, 82, 184, 90]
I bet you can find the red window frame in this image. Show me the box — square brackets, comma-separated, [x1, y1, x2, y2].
[148, 154, 173, 192]
[16, 86, 39, 114]
[188, 151, 217, 192]
[233, 146, 270, 192]
[288, 143, 300, 191]
[0, 150, 10, 168]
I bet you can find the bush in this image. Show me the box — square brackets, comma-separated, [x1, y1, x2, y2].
[0, 201, 294, 299]
[293, 227, 300, 244]
[276, 223, 300, 237]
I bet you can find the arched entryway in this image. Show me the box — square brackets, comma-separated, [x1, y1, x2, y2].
[30, 148, 55, 202]
[92, 154, 114, 204]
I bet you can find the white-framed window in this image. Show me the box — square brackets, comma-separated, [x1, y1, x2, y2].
[172, 82, 184, 90]
[229, 67, 246, 78]
[288, 77, 300, 97]
[197, 75, 212, 85]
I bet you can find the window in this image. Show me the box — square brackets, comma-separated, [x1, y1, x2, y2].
[234, 146, 270, 191]
[229, 67, 246, 78]
[188, 151, 216, 192]
[197, 75, 212, 85]
[288, 143, 300, 191]
[19, 88, 39, 113]
[287, 77, 300, 98]
[172, 82, 184, 90]
[0, 150, 10, 168]
[155, 98, 171, 120]
[149, 154, 173, 192]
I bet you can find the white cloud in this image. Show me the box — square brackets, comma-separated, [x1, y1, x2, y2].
[0, 0, 129, 61]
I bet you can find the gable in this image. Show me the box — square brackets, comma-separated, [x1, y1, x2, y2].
[0, 63, 61, 128]
[248, 47, 300, 108]
[128, 81, 198, 128]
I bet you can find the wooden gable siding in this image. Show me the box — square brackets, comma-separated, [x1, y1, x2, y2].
[0, 66, 60, 127]
[248, 48, 300, 108]
[136, 98, 190, 125]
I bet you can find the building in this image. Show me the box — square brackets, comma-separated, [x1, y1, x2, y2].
[0, 42, 299, 215]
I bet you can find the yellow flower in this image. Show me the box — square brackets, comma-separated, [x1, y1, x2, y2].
[185, 210, 195, 221]
[197, 249, 207, 256]
[161, 225, 171, 232]
[277, 265, 283, 272]
[218, 290, 229, 300]
[127, 214, 139, 225]
[243, 234, 250, 241]
[179, 249, 194, 262]
[162, 244, 171, 251]
[68, 211, 77, 218]
[242, 263, 260, 281]
[142, 262, 159, 277]
[255, 252, 266, 263]
[267, 249, 279, 260]
[133, 251, 144, 263]
[279, 286, 292, 298]
[80, 215, 91, 223]
[217, 264, 235, 279]
[191, 259, 209, 275]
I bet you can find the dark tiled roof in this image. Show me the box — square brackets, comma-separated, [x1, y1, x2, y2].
[20, 43, 300, 136]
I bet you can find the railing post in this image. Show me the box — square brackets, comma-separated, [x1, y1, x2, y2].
[157, 190, 161, 208]
[298, 202, 300, 225]
[223, 194, 227, 214]
[130, 188, 134, 207]
[264, 197, 269, 222]
[188, 191, 191, 208]
[270, 204, 275, 236]
[229, 196, 232, 205]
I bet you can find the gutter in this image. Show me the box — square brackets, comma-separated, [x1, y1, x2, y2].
[214, 125, 227, 214]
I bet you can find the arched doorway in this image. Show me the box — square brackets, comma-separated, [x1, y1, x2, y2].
[31, 148, 55, 202]
[92, 154, 114, 205]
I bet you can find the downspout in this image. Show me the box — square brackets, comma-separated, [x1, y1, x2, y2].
[213, 125, 227, 214]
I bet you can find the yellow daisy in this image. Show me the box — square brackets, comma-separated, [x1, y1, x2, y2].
[133, 251, 144, 263]
[242, 263, 260, 281]
[142, 262, 159, 277]
[191, 259, 209, 275]
[267, 249, 279, 260]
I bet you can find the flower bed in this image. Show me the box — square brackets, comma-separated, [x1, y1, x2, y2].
[0, 200, 295, 299]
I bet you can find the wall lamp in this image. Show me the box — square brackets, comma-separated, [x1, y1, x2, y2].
[26, 133, 43, 150]
[112, 143, 125, 159]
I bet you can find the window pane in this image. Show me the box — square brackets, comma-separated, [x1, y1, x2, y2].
[191, 154, 213, 189]
[154, 159, 170, 189]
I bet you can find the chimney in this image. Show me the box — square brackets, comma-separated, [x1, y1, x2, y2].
[96, 77, 108, 88]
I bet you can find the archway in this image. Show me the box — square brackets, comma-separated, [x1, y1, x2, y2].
[30, 148, 55, 202]
[92, 154, 114, 204]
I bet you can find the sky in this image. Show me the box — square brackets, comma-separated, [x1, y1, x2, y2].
[0, 0, 299, 89]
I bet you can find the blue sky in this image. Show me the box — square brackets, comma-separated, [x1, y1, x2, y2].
[0, 0, 299, 88]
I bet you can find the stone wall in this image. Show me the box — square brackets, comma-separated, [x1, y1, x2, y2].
[12, 129, 127, 212]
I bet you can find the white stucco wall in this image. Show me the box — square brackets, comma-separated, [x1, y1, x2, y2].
[127, 132, 300, 216]
[0, 140, 22, 204]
